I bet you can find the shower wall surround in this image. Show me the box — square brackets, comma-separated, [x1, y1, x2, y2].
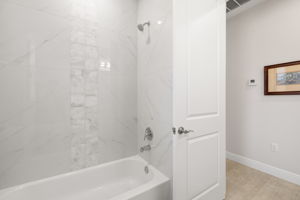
[0, 0, 137, 189]
[137, 0, 173, 179]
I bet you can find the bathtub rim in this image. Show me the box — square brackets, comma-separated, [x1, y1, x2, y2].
[0, 155, 169, 199]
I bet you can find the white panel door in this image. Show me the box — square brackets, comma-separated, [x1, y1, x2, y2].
[173, 0, 226, 199]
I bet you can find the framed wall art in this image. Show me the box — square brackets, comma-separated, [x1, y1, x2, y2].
[264, 61, 300, 95]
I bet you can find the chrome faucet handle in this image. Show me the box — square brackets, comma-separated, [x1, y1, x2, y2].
[144, 127, 153, 141]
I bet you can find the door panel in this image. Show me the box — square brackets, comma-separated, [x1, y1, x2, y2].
[187, 0, 219, 117]
[188, 133, 219, 199]
[173, 0, 226, 199]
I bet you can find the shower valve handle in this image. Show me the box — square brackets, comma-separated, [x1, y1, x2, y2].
[144, 127, 153, 141]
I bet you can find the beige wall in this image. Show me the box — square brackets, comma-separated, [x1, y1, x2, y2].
[227, 0, 300, 175]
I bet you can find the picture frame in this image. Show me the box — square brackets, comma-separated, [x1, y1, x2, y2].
[264, 60, 300, 95]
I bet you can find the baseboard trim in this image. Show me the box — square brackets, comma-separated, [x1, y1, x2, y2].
[226, 152, 300, 186]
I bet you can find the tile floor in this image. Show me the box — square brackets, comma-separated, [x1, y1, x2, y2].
[226, 160, 300, 200]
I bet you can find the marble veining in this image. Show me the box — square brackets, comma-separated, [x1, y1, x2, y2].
[0, 0, 138, 189]
[0, 0, 173, 191]
[137, 0, 173, 181]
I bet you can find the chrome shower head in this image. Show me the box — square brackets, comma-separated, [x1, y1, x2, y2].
[137, 21, 150, 32]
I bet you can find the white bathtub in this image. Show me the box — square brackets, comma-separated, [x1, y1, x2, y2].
[0, 156, 170, 200]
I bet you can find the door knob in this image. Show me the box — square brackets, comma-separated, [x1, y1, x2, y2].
[177, 127, 194, 135]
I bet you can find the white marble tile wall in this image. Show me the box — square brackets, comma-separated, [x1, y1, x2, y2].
[137, 0, 173, 180]
[0, 0, 137, 189]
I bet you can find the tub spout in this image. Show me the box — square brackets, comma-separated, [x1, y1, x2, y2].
[140, 145, 151, 153]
